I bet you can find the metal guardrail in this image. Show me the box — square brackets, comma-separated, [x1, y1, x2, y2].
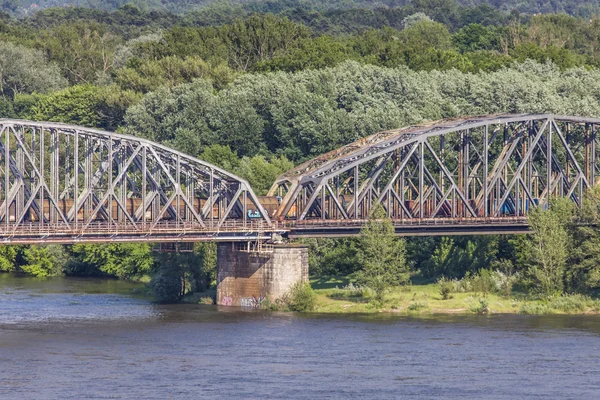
[0, 220, 280, 237]
[280, 217, 529, 229]
[0, 217, 530, 239]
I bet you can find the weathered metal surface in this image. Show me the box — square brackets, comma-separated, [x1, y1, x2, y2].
[0, 119, 275, 244]
[3, 114, 599, 243]
[270, 114, 600, 227]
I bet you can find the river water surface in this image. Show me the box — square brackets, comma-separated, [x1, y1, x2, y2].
[1, 273, 600, 399]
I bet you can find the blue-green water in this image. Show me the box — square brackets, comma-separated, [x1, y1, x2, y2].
[0, 273, 599, 399]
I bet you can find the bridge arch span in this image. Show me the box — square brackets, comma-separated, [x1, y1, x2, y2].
[270, 114, 600, 235]
[0, 119, 272, 244]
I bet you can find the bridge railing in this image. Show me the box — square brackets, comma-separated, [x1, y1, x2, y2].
[0, 220, 282, 237]
[279, 216, 529, 229]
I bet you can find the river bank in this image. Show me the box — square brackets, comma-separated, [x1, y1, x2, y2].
[309, 278, 600, 315]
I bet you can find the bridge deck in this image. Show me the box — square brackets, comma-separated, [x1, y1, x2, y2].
[0, 217, 530, 244]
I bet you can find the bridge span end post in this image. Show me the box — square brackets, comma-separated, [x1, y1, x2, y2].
[216, 243, 308, 307]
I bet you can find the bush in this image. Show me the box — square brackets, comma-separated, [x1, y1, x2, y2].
[452, 270, 518, 297]
[490, 270, 517, 297]
[470, 270, 494, 295]
[288, 282, 317, 312]
[519, 303, 553, 315]
[471, 298, 489, 314]
[408, 301, 428, 311]
[548, 295, 587, 313]
[150, 271, 182, 302]
[343, 282, 374, 298]
[438, 278, 454, 300]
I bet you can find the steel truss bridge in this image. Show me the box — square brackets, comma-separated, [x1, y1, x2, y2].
[270, 114, 600, 238]
[0, 120, 272, 244]
[1, 114, 599, 244]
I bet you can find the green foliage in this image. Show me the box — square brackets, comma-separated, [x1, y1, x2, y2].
[0, 41, 66, 99]
[126, 59, 600, 165]
[519, 303, 553, 315]
[20, 245, 68, 277]
[199, 145, 241, 171]
[150, 269, 183, 302]
[114, 55, 237, 92]
[549, 295, 587, 313]
[420, 236, 503, 279]
[30, 84, 140, 129]
[147, 243, 216, 302]
[518, 200, 573, 297]
[233, 155, 293, 195]
[303, 238, 360, 277]
[71, 243, 153, 280]
[471, 298, 489, 314]
[0, 245, 17, 272]
[263, 282, 317, 312]
[408, 301, 428, 311]
[357, 203, 409, 303]
[287, 282, 317, 312]
[438, 278, 453, 300]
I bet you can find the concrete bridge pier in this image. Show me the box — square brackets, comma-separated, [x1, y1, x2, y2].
[216, 243, 309, 307]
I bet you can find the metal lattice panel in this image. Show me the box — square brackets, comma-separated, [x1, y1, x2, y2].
[0, 120, 273, 244]
[270, 114, 600, 223]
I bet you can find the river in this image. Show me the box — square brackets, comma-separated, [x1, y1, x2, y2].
[1, 274, 599, 399]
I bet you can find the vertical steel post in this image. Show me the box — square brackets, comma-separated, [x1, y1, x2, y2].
[419, 141, 424, 219]
[4, 127, 9, 228]
[39, 127, 44, 225]
[354, 165, 358, 219]
[483, 125, 488, 217]
[74, 131, 78, 227]
[142, 145, 146, 227]
[547, 119, 552, 200]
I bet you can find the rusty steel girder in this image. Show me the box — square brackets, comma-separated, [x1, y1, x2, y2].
[270, 114, 600, 222]
[0, 120, 274, 244]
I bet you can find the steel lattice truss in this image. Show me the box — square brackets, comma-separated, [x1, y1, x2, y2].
[270, 114, 600, 227]
[0, 120, 273, 244]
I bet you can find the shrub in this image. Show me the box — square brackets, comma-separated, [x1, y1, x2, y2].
[438, 278, 454, 300]
[452, 278, 471, 293]
[287, 282, 317, 312]
[490, 269, 519, 297]
[150, 271, 182, 302]
[408, 301, 428, 311]
[344, 283, 375, 298]
[519, 303, 553, 315]
[549, 295, 587, 313]
[471, 298, 489, 314]
[470, 270, 494, 295]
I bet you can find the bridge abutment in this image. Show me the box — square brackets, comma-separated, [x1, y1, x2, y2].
[216, 243, 308, 307]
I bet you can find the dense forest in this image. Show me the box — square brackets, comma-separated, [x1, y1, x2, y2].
[5, 0, 600, 19]
[2, 0, 600, 301]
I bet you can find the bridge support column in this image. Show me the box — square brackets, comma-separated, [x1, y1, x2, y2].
[216, 243, 309, 307]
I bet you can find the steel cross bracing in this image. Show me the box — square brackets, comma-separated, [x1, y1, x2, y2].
[0, 120, 275, 244]
[270, 114, 600, 235]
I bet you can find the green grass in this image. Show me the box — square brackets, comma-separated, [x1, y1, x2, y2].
[310, 281, 600, 315]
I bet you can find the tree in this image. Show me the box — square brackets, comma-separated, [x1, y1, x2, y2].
[357, 203, 409, 303]
[0, 41, 66, 99]
[20, 245, 68, 277]
[0, 245, 18, 272]
[30, 84, 140, 130]
[402, 12, 433, 29]
[517, 200, 573, 297]
[234, 155, 293, 195]
[71, 243, 153, 280]
[150, 242, 216, 302]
